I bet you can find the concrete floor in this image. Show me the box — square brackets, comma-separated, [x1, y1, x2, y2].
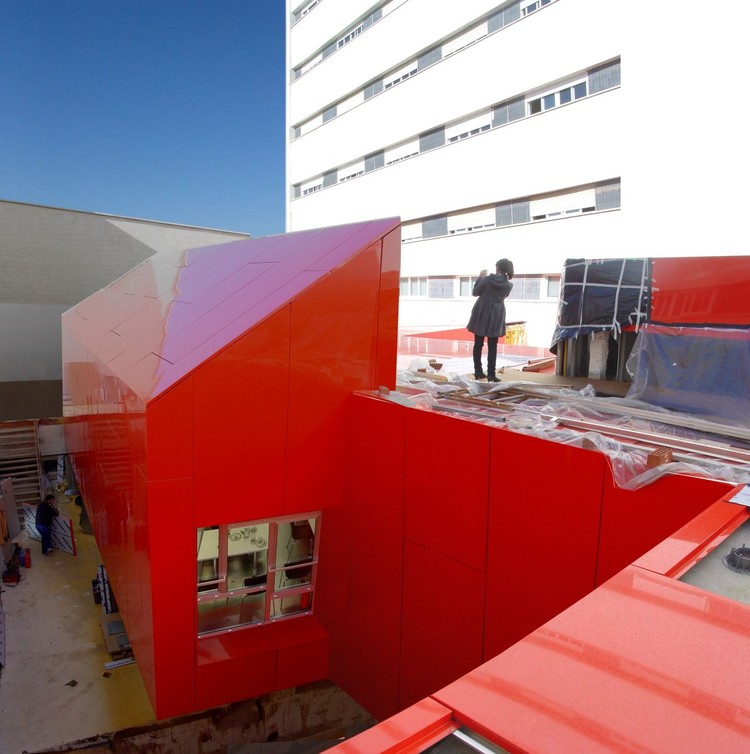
[0, 496, 155, 753]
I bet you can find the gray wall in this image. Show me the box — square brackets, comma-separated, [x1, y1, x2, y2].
[0, 200, 249, 419]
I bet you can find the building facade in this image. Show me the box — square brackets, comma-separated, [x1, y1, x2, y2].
[286, 0, 623, 347]
[0, 200, 249, 420]
[286, 0, 750, 349]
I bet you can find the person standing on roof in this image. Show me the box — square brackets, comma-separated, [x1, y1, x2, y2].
[35, 493, 59, 555]
[467, 258, 514, 382]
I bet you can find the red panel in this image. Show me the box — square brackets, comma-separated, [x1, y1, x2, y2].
[399, 541, 486, 710]
[484, 428, 606, 659]
[320, 394, 406, 721]
[634, 497, 749, 577]
[651, 255, 750, 325]
[196, 630, 277, 711]
[330, 697, 453, 754]
[272, 616, 330, 690]
[404, 410, 491, 573]
[374, 228, 401, 391]
[435, 566, 750, 752]
[146, 377, 193, 481]
[597, 470, 732, 584]
[285, 244, 384, 512]
[193, 307, 290, 526]
[148, 476, 197, 719]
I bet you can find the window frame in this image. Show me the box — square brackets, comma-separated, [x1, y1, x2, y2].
[196, 511, 320, 636]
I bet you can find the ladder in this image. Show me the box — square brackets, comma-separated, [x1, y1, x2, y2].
[0, 420, 43, 525]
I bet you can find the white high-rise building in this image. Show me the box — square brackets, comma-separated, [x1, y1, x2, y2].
[285, 0, 749, 348]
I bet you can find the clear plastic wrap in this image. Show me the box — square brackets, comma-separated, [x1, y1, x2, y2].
[626, 324, 750, 427]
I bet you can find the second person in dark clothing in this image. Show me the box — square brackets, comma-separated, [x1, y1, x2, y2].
[467, 258, 514, 381]
[35, 493, 59, 555]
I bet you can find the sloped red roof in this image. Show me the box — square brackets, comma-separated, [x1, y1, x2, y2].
[62, 218, 400, 402]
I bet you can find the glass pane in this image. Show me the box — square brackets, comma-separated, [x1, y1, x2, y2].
[277, 518, 315, 568]
[400, 278, 408, 295]
[419, 278, 428, 296]
[543, 93, 555, 110]
[274, 559, 313, 592]
[529, 98, 541, 115]
[197, 527, 219, 590]
[410, 279, 419, 295]
[226, 524, 269, 590]
[198, 593, 266, 634]
[272, 591, 313, 619]
[559, 87, 572, 104]
[574, 82, 587, 99]
[460, 277, 472, 296]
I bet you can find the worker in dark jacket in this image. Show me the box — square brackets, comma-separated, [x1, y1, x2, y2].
[467, 258, 514, 382]
[35, 493, 59, 555]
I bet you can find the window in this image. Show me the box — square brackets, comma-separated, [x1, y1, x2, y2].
[418, 46, 442, 71]
[322, 105, 336, 123]
[364, 79, 383, 100]
[488, 1, 521, 33]
[507, 276, 542, 300]
[460, 277, 473, 296]
[496, 200, 530, 227]
[588, 59, 621, 94]
[196, 514, 319, 636]
[401, 277, 428, 296]
[595, 180, 621, 210]
[419, 126, 445, 153]
[365, 150, 384, 172]
[492, 97, 524, 127]
[547, 277, 561, 299]
[422, 215, 448, 239]
[322, 169, 337, 188]
[428, 277, 455, 299]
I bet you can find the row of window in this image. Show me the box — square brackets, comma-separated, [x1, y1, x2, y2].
[400, 180, 621, 243]
[292, 0, 557, 135]
[400, 275, 561, 301]
[291, 0, 322, 25]
[196, 513, 319, 636]
[292, 59, 620, 198]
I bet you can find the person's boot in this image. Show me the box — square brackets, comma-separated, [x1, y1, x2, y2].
[487, 373, 500, 382]
[474, 370, 487, 379]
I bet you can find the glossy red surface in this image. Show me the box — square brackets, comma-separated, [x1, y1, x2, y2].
[321, 394, 406, 721]
[434, 565, 750, 752]
[650, 256, 750, 325]
[62, 220, 401, 718]
[332, 698, 453, 754]
[484, 428, 606, 659]
[596, 471, 732, 584]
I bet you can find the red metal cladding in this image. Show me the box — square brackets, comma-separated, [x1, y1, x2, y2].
[434, 564, 750, 752]
[650, 255, 750, 325]
[596, 471, 732, 585]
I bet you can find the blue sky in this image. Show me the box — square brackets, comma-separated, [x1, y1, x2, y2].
[0, 0, 286, 236]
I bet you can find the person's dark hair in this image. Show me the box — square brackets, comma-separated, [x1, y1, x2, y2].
[496, 258, 514, 279]
[44, 494, 56, 502]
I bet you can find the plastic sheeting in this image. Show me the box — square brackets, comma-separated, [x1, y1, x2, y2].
[626, 324, 750, 427]
[550, 257, 648, 352]
[392, 370, 750, 490]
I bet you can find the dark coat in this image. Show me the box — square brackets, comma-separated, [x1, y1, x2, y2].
[467, 273, 513, 337]
[35, 500, 59, 527]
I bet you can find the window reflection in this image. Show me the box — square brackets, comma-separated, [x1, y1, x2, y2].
[196, 513, 319, 636]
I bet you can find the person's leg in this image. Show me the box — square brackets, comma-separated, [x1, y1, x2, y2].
[38, 524, 51, 554]
[487, 337, 499, 381]
[473, 335, 486, 378]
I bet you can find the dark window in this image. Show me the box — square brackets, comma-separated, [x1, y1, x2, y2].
[496, 200, 530, 227]
[422, 215, 448, 238]
[488, 1, 521, 32]
[419, 126, 445, 152]
[365, 151, 385, 172]
[543, 93, 555, 110]
[574, 82, 587, 99]
[418, 46, 442, 71]
[322, 105, 336, 123]
[559, 88, 572, 104]
[322, 41, 336, 59]
[322, 170, 337, 188]
[364, 79, 383, 100]
[595, 181, 621, 210]
[529, 98, 542, 115]
[588, 59, 621, 94]
[493, 97, 525, 126]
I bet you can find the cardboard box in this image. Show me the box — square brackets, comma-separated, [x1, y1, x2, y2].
[98, 612, 131, 654]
